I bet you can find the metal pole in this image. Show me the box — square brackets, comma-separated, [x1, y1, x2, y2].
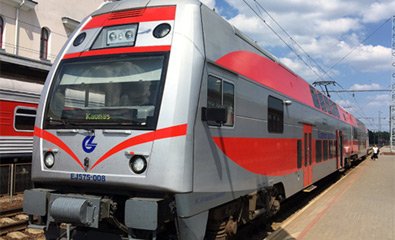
[391, 16, 395, 152]
[10, 164, 14, 199]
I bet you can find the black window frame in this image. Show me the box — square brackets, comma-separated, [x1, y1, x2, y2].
[323, 140, 329, 161]
[14, 107, 37, 132]
[316, 140, 322, 162]
[207, 75, 235, 127]
[43, 52, 170, 131]
[297, 139, 302, 168]
[310, 86, 320, 108]
[268, 95, 284, 133]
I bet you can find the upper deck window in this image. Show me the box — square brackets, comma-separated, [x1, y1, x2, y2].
[45, 54, 168, 130]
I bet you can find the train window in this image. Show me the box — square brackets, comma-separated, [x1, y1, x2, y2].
[323, 140, 328, 161]
[208, 75, 222, 109]
[0, 16, 3, 49]
[353, 127, 358, 139]
[40, 27, 50, 60]
[316, 140, 322, 162]
[297, 140, 302, 168]
[223, 82, 234, 126]
[310, 86, 320, 108]
[207, 75, 234, 127]
[317, 93, 326, 112]
[268, 96, 283, 133]
[15, 108, 36, 131]
[45, 54, 167, 130]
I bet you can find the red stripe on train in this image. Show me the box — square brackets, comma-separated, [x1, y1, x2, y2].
[34, 127, 84, 170]
[83, 6, 176, 30]
[0, 100, 38, 137]
[215, 51, 361, 127]
[215, 51, 313, 109]
[34, 124, 187, 171]
[90, 123, 188, 170]
[63, 46, 171, 59]
[213, 137, 299, 176]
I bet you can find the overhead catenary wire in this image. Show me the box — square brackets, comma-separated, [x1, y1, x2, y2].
[241, 0, 326, 83]
[241, 0, 380, 129]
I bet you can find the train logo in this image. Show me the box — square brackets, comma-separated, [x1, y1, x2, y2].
[82, 135, 97, 153]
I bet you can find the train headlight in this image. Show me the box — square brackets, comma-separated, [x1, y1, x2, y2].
[44, 152, 55, 168]
[92, 24, 138, 49]
[73, 32, 87, 47]
[129, 156, 147, 174]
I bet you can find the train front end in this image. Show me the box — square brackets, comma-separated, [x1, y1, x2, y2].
[24, 0, 204, 238]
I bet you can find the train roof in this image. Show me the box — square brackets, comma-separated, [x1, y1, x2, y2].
[85, 0, 364, 129]
[0, 78, 43, 102]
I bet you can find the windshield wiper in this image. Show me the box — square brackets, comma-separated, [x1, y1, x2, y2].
[46, 118, 79, 127]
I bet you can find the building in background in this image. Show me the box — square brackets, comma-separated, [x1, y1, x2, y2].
[0, 0, 106, 84]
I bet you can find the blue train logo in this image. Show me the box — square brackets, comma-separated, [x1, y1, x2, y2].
[82, 135, 97, 153]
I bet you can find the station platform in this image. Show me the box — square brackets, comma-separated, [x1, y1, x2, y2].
[267, 147, 395, 240]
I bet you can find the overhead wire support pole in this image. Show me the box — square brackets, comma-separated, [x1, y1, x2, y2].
[312, 81, 336, 98]
[327, 89, 391, 93]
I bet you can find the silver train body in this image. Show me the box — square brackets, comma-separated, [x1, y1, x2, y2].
[24, 0, 368, 239]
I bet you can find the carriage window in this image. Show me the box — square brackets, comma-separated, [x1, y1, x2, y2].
[310, 86, 320, 108]
[268, 96, 283, 133]
[323, 140, 329, 161]
[207, 75, 234, 127]
[316, 140, 322, 162]
[297, 140, 302, 168]
[15, 108, 36, 131]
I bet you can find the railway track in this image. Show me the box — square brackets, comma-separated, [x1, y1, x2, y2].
[0, 208, 29, 236]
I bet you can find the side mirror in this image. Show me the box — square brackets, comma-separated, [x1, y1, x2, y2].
[202, 107, 227, 124]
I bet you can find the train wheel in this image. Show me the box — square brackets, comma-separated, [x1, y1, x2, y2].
[206, 216, 238, 240]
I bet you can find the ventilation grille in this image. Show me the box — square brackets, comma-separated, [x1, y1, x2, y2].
[109, 9, 145, 20]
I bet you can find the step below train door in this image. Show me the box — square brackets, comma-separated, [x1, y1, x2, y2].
[303, 124, 313, 187]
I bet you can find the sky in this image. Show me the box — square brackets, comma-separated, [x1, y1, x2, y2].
[200, 0, 393, 132]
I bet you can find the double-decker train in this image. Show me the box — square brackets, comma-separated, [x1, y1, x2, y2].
[0, 79, 42, 163]
[23, 0, 368, 239]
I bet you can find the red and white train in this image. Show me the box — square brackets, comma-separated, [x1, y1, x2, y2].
[0, 79, 42, 163]
[23, 0, 368, 239]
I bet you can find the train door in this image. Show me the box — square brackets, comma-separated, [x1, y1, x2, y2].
[336, 130, 344, 169]
[303, 125, 313, 187]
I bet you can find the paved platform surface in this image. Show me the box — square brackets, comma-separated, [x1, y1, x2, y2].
[268, 147, 395, 240]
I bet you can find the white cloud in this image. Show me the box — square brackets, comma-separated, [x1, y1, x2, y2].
[315, 18, 361, 35]
[367, 94, 392, 107]
[362, 1, 395, 23]
[222, 0, 392, 75]
[350, 83, 381, 91]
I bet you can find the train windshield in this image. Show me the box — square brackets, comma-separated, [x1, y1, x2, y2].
[45, 54, 167, 130]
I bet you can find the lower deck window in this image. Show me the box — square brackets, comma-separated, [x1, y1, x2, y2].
[15, 108, 36, 131]
[268, 96, 283, 133]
